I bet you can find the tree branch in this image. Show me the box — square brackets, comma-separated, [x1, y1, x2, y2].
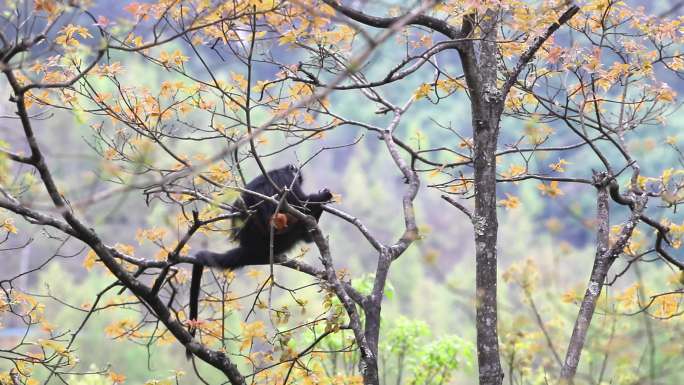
[322, 0, 461, 39]
[501, 5, 579, 97]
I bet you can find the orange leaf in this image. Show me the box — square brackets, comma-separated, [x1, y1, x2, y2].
[271, 213, 289, 231]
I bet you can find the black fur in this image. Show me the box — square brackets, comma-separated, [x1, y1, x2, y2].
[187, 165, 331, 355]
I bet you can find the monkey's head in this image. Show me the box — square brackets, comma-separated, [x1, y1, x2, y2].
[285, 164, 304, 185]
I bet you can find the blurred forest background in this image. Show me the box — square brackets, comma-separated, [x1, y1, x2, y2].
[1, 0, 684, 384]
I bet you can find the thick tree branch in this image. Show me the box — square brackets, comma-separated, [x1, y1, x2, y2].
[561, 174, 645, 382]
[284, 202, 374, 379]
[608, 180, 684, 271]
[322, 205, 383, 252]
[0, 195, 77, 237]
[322, 0, 461, 39]
[501, 5, 580, 97]
[0, 149, 32, 164]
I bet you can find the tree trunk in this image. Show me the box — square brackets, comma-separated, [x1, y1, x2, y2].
[462, 12, 505, 385]
[363, 304, 381, 385]
[560, 180, 610, 383]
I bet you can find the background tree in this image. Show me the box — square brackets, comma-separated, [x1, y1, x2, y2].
[0, 1, 683, 385]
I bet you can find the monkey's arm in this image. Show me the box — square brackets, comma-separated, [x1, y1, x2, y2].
[302, 189, 332, 219]
[305, 188, 333, 203]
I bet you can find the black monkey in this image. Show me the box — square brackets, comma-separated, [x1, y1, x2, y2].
[188, 165, 332, 343]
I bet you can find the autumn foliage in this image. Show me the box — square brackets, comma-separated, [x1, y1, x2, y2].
[1, 0, 683, 385]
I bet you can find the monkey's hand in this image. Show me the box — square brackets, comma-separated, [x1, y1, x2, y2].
[307, 188, 333, 203]
[318, 188, 333, 202]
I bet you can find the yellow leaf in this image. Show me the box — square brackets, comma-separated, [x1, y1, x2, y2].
[436, 78, 463, 93]
[55, 24, 92, 47]
[524, 123, 554, 145]
[83, 249, 98, 270]
[501, 164, 526, 178]
[279, 30, 298, 45]
[135, 227, 168, 244]
[240, 321, 266, 352]
[38, 339, 67, 355]
[537, 181, 564, 198]
[662, 168, 674, 185]
[656, 85, 677, 103]
[105, 319, 136, 337]
[670, 57, 684, 71]
[248, 0, 277, 12]
[246, 268, 263, 280]
[413, 83, 431, 99]
[458, 138, 473, 149]
[2, 218, 17, 234]
[41, 321, 56, 333]
[207, 163, 233, 184]
[170, 49, 189, 66]
[502, 258, 538, 290]
[549, 159, 570, 173]
[654, 294, 679, 318]
[34, 0, 58, 14]
[132, 36, 143, 47]
[109, 371, 126, 384]
[616, 284, 639, 309]
[114, 243, 135, 256]
[498, 194, 520, 209]
[561, 288, 579, 303]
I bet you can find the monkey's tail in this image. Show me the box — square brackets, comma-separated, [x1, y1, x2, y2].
[186, 263, 204, 359]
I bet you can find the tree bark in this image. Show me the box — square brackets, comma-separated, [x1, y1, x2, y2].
[472, 116, 503, 385]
